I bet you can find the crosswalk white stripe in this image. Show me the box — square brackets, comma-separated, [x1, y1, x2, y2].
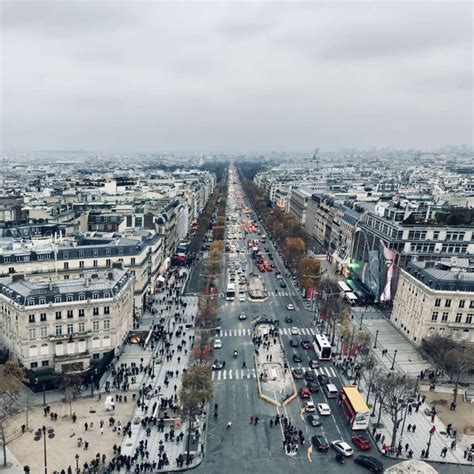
[224, 330, 228, 337]
[212, 371, 215, 381]
[229, 370, 232, 379]
[223, 371, 226, 380]
[281, 328, 288, 335]
[247, 328, 251, 336]
[217, 371, 221, 380]
[241, 369, 245, 379]
[252, 368, 256, 378]
[310, 328, 316, 336]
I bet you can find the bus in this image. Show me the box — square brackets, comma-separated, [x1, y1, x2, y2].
[339, 386, 370, 430]
[337, 281, 352, 293]
[226, 282, 236, 301]
[344, 291, 358, 306]
[313, 334, 332, 360]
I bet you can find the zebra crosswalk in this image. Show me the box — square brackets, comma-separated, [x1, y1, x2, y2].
[218, 327, 317, 337]
[267, 291, 297, 297]
[211, 365, 337, 382]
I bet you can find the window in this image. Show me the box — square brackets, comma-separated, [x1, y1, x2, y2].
[442, 312, 449, 322]
[92, 293, 99, 299]
[459, 300, 465, 308]
[64, 262, 69, 270]
[79, 250, 84, 257]
[434, 298, 441, 307]
[467, 314, 473, 324]
[66, 295, 73, 302]
[104, 306, 110, 315]
[431, 312, 438, 321]
[67, 310, 73, 319]
[29, 328, 36, 339]
[455, 313, 462, 323]
[93, 320, 99, 332]
[131, 257, 136, 265]
[40, 313, 46, 322]
[93, 250, 98, 257]
[67, 323, 73, 335]
[63, 251, 69, 259]
[78, 309, 85, 317]
[79, 293, 86, 301]
[104, 320, 110, 330]
[78, 322, 85, 333]
[55, 311, 62, 320]
[470, 301, 474, 309]
[29, 314, 35, 323]
[55, 325, 62, 336]
[39, 298, 46, 305]
[40, 326, 48, 337]
[41, 360, 49, 367]
[64, 275, 69, 280]
[93, 307, 99, 316]
[93, 260, 98, 268]
[30, 362, 38, 368]
[106, 258, 111, 267]
[106, 249, 111, 256]
[445, 299, 451, 308]
[79, 261, 84, 269]
[54, 296, 61, 303]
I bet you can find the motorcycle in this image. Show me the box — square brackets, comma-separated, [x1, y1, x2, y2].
[335, 454, 345, 464]
[233, 350, 238, 358]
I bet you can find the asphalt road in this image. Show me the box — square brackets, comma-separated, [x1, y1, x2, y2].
[196, 174, 471, 474]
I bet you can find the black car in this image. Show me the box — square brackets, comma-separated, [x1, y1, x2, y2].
[306, 414, 322, 427]
[307, 381, 320, 393]
[354, 455, 384, 472]
[212, 359, 224, 370]
[292, 353, 303, 363]
[289, 339, 299, 348]
[285, 316, 293, 323]
[317, 373, 330, 385]
[268, 253, 273, 260]
[304, 370, 316, 381]
[311, 435, 329, 451]
[280, 281, 287, 288]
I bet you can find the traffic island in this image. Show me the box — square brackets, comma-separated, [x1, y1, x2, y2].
[253, 322, 296, 407]
[247, 273, 268, 302]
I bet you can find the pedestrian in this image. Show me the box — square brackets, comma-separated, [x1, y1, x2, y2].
[421, 449, 426, 458]
[226, 421, 232, 430]
[431, 414, 435, 423]
[407, 424, 412, 432]
[412, 424, 416, 433]
[85, 422, 88, 431]
[405, 443, 409, 451]
[249, 416, 253, 424]
[441, 447, 448, 458]
[372, 426, 377, 436]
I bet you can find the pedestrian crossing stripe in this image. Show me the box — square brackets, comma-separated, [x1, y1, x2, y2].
[211, 367, 334, 381]
[219, 327, 316, 337]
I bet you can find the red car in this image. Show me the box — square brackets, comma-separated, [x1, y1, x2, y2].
[351, 435, 372, 451]
[299, 387, 311, 399]
[292, 368, 304, 379]
[301, 340, 311, 350]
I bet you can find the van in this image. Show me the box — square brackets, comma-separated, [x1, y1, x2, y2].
[324, 383, 339, 399]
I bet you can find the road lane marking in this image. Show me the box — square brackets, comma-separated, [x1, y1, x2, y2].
[307, 445, 313, 462]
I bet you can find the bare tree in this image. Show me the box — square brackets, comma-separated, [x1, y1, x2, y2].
[441, 347, 474, 404]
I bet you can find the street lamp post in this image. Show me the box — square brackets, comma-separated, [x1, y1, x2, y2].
[152, 356, 156, 378]
[373, 329, 379, 349]
[359, 313, 364, 330]
[338, 336, 344, 360]
[414, 375, 421, 397]
[426, 427, 435, 458]
[91, 368, 98, 397]
[348, 326, 356, 360]
[41, 426, 55, 474]
[35, 378, 46, 406]
[75, 454, 80, 473]
[400, 399, 414, 439]
[390, 349, 398, 370]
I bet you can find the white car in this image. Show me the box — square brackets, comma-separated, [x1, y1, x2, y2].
[317, 403, 331, 416]
[290, 327, 299, 335]
[213, 339, 222, 349]
[331, 440, 354, 457]
[304, 401, 316, 413]
[239, 312, 247, 320]
[287, 303, 295, 310]
[276, 274, 283, 280]
[239, 294, 246, 302]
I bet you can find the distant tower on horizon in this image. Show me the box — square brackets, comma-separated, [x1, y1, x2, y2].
[198, 153, 204, 167]
[312, 148, 319, 162]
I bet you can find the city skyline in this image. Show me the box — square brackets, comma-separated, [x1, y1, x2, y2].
[1, 1, 472, 153]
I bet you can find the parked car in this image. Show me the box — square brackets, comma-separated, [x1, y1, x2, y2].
[317, 373, 330, 385]
[351, 435, 372, 451]
[299, 387, 311, 399]
[331, 440, 354, 457]
[311, 435, 329, 451]
[306, 414, 322, 427]
[292, 368, 304, 379]
[304, 401, 316, 413]
[354, 455, 384, 472]
[317, 403, 331, 416]
[292, 353, 303, 363]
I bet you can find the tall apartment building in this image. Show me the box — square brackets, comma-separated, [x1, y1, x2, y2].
[0, 267, 134, 373]
[391, 259, 474, 347]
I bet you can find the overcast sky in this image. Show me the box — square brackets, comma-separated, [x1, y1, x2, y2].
[1, 1, 472, 153]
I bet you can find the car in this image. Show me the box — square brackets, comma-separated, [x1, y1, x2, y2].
[304, 370, 316, 381]
[276, 274, 283, 280]
[279, 281, 287, 288]
[239, 294, 245, 302]
[301, 340, 311, 350]
[311, 435, 329, 451]
[309, 359, 320, 369]
[239, 312, 247, 320]
[292, 353, 303, 363]
[354, 455, 384, 472]
[317, 373, 330, 385]
[306, 414, 322, 427]
[290, 327, 299, 335]
[331, 440, 354, 457]
[292, 368, 304, 379]
[317, 403, 331, 416]
[285, 316, 293, 323]
[213, 339, 222, 349]
[289, 339, 299, 348]
[299, 387, 311, 399]
[351, 435, 372, 451]
[287, 304, 295, 310]
[304, 401, 316, 413]
[307, 381, 320, 393]
[212, 359, 224, 370]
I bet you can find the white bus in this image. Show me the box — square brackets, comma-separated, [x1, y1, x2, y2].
[226, 282, 236, 301]
[313, 334, 332, 361]
[337, 281, 352, 293]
